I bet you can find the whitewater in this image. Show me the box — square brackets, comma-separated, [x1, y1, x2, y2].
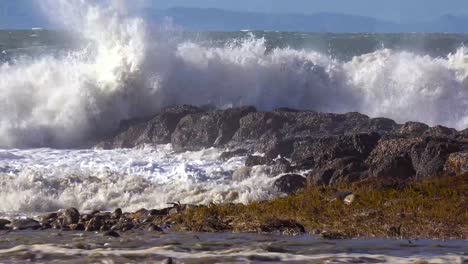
[0, 0, 468, 213]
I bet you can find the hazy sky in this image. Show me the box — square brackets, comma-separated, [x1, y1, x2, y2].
[137, 0, 468, 22]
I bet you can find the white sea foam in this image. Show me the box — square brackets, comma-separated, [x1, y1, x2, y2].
[0, 145, 280, 213]
[1, 0, 468, 148]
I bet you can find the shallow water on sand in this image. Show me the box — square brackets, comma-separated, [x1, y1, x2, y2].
[0, 231, 465, 263]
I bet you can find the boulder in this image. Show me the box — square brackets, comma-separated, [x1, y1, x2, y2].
[273, 174, 306, 194]
[232, 112, 287, 143]
[292, 133, 381, 165]
[444, 152, 468, 176]
[172, 107, 256, 151]
[62, 208, 80, 226]
[97, 105, 202, 149]
[268, 158, 293, 177]
[85, 215, 104, 232]
[307, 157, 367, 186]
[367, 137, 421, 180]
[219, 149, 248, 161]
[245, 155, 268, 167]
[410, 137, 461, 178]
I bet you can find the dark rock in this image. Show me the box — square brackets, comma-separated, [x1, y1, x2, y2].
[320, 231, 349, 240]
[245, 155, 268, 167]
[62, 208, 80, 226]
[111, 219, 134, 232]
[80, 214, 94, 222]
[146, 208, 172, 216]
[274, 174, 306, 194]
[85, 215, 104, 232]
[308, 157, 367, 186]
[40, 213, 58, 225]
[69, 223, 85, 231]
[260, 219, 305, 235]
[460, 128, 468, 138]
[424, 125, 458, 138]
[172, 106, 256, 151]
[256, 132, 294, 159]
[8, 219, 41, 230]
[367, 137, 420, 180]
[444, 151, 468, 176]
[112, 208, 123, 219]
[0, 219, 11, 230]
[398, 122, 429, 137]
[232, 112, 286, 142]
[410, 137, 461, 178]
[104, 230, 120, 237]
[269, 158, 293, 177]
[219, 149, 248, 161]
[148, 224, 163, 232]
[97, 105, 202, 149]
[292, 133, 381, 165]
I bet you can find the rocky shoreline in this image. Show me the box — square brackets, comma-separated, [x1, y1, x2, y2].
[98, 105, 467, 189]
[1, 105, 466, 240]
[0, 174, 466, 240]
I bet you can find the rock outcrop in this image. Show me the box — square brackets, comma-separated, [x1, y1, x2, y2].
[97, 105, 467, 186]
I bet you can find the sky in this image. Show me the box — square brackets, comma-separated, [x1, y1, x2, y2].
[137, 0, 468, 22]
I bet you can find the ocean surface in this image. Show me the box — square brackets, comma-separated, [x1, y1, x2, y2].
[0, 1, 467, 262]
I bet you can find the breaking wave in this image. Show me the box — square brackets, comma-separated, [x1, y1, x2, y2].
[1, 0, 468, 148]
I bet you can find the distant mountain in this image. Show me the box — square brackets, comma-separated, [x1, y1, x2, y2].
[2, 3, 468, 33]
[144, 7, 400, 33]
[145, 7, 468, 33]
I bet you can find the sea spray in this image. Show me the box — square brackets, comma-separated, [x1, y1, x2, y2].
[1, 0, 468, 148]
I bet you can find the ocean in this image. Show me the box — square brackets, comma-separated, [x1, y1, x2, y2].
[0, 1, 467, 263]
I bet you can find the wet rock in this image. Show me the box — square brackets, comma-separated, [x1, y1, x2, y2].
[148, 224, 163, 232]
[320, 231, 349, 240]
[40, 213, 58, 225]
[292, 133, 381, 165]
[104, 230, 120, 237]
[245, 155, 268, 167]
[0, 219, 11, 230]
[85, 215, 104, 232]
[69, 223, 85, 231]
[111, 208, 123, 219]
[62, 208, 80, 226]
[80, 214, 94, 222]
[172, 106, 256, 151]
[219, 149, 248, 161]
[232, 112, 286, 142]
[8, 219, 41, 230]
[273, 174, 306, 194]
[444, 151, 468, 176]
[232, 166, 252, 182]
[269, 158, 293, 177]
[97, 105, 202, 149]
[255, 132, 294, 159]
[111, 219, 134, 232]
